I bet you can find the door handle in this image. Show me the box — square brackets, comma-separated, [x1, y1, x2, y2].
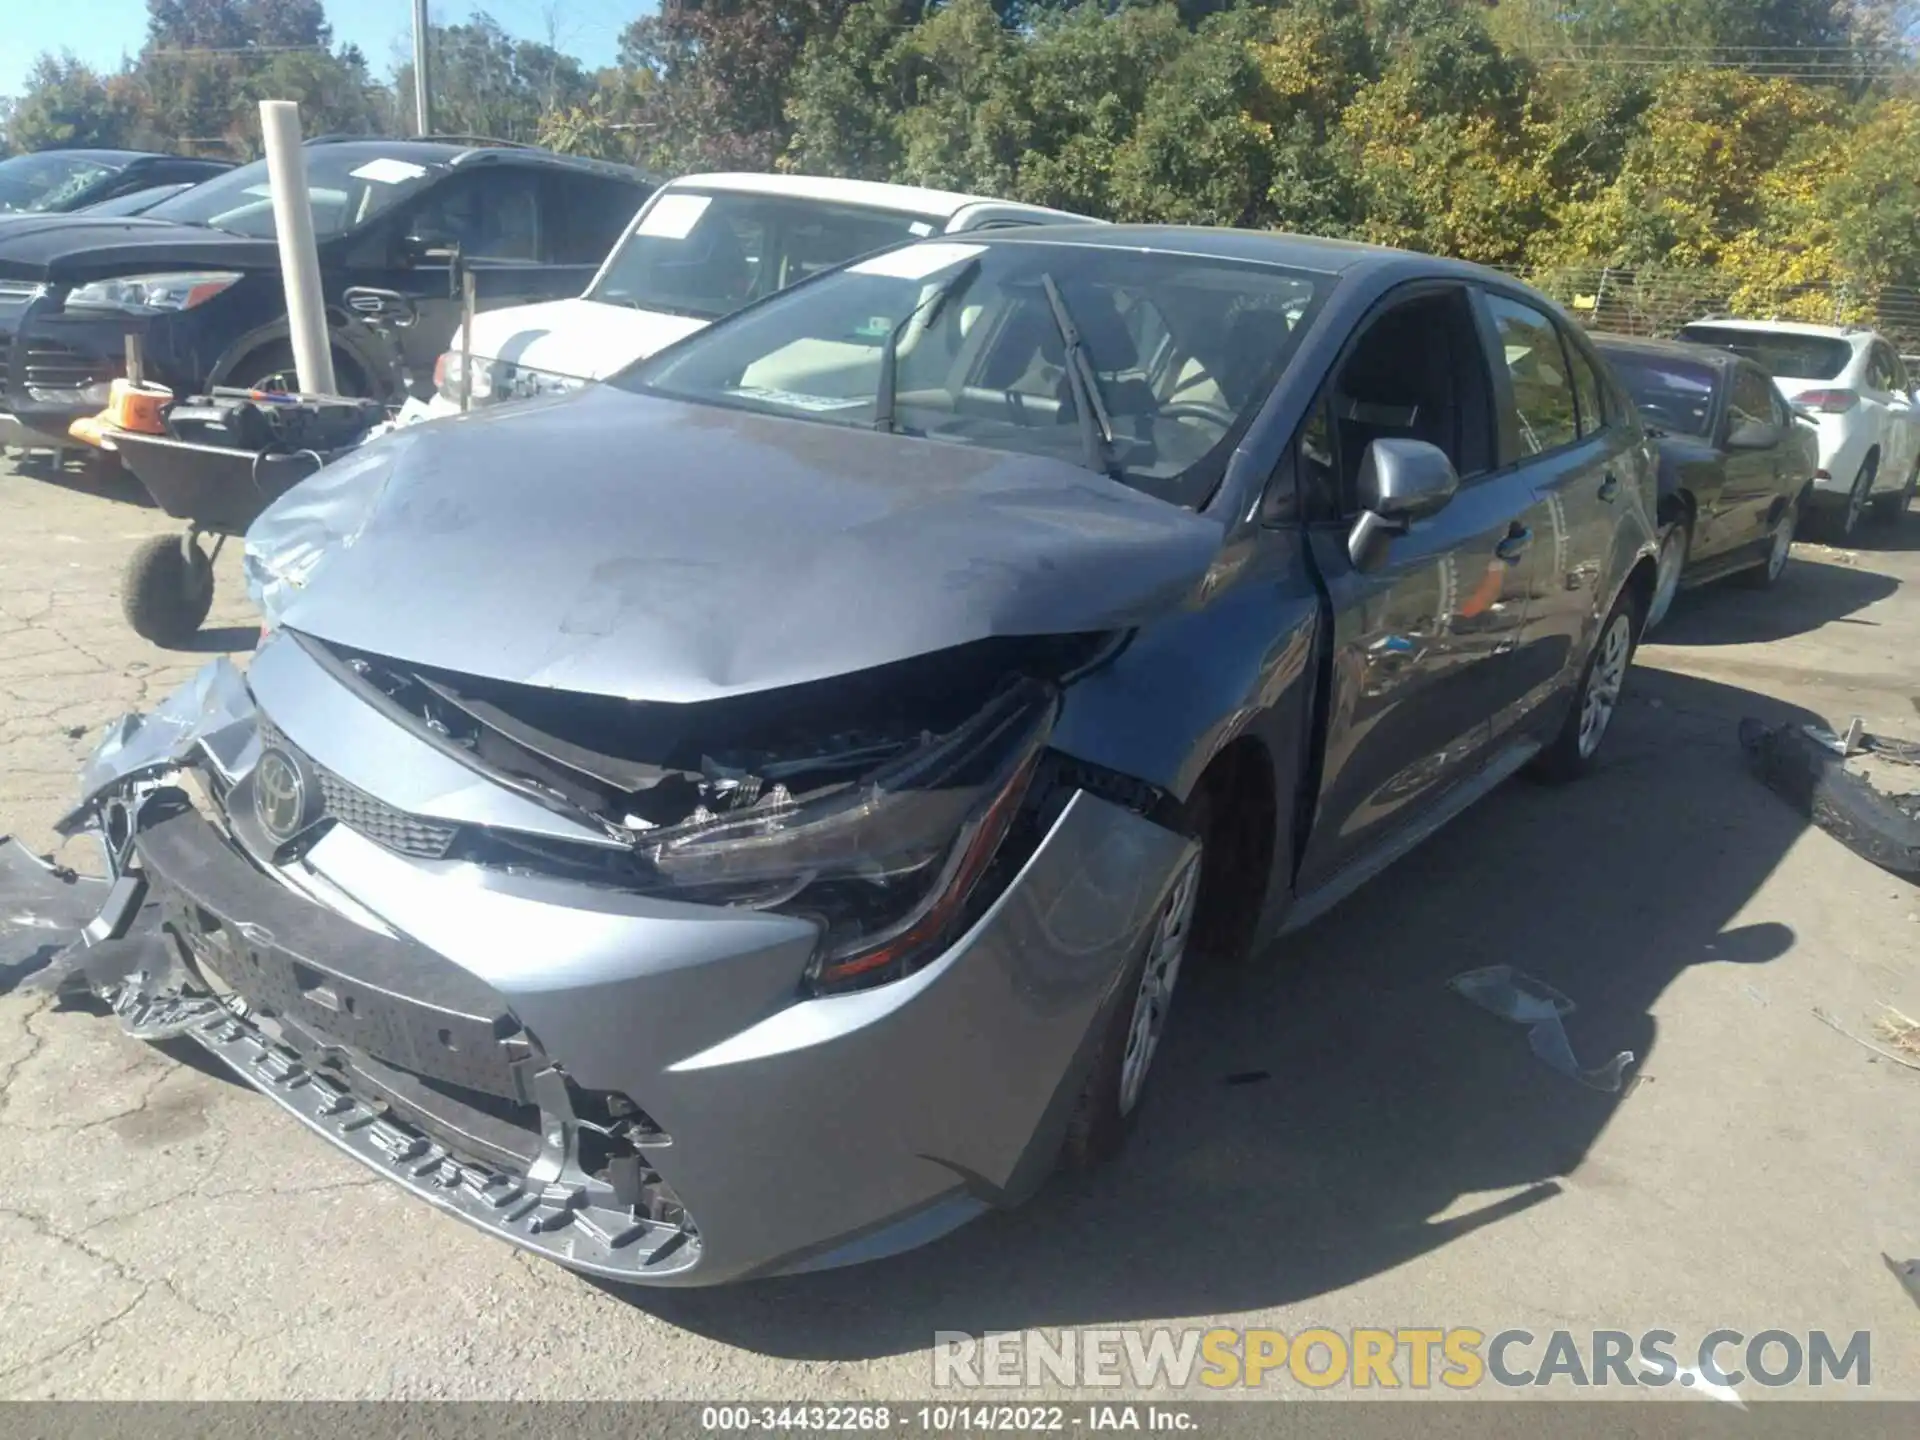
[1494, 525, 1532, 563]
[1598, 472, 1621, 502]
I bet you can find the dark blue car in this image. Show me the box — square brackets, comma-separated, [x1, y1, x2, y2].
[0, 138, 653, 449]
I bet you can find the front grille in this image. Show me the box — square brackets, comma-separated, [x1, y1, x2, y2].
[23, 339, 109, 394]
[314, 764, 459, 859]
[257, 718, 458, 860]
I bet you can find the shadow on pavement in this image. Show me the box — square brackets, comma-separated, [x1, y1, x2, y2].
[1656, 552, 1898, 646]
[6, 450, 156, 508]
[168, 625, 261, 656]
[614, 667, 1816, 1359]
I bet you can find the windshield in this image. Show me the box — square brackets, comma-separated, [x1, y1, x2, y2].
[1600, 349, 1718, 438]
[588, 188, 948, 321]
[146, 149, 441, 239]
[615, 239, 1330, 507]
[0, 153, 121, 213]
[80, 183, 190, 217]
[1677, 325, 1852, 382]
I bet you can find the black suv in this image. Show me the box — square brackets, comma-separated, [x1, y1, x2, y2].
[0, 149, 233, 218]
[0, 138, 654, 448]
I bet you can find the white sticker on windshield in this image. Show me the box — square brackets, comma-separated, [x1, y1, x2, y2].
[350, 158, 429, 185]
[636, 192, 713, 240]
[849, 242, 985, 281]
[727, 386, 869, 414]
[908, 221, 934, 236]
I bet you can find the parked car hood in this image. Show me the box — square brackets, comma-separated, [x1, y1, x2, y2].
[261, 383, 1225, 704]
[463, 297, 709, 380]
[0, 217, 280, 282]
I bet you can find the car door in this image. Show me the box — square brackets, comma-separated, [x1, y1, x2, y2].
[1874, 343, 1919, 489]
[1717, 361, 1788, 547]
[345, 165, 572, 377]
[1293, 282, 1544, 898]
[1476, 290, 1630, 736]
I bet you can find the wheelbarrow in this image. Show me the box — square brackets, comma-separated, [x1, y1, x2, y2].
[106, 429, 344, 646]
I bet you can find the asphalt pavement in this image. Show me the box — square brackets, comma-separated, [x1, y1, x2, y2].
[1, 450, 1916, 1400]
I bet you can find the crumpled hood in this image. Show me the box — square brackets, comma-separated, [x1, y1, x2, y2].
[256, 383, 1225, 704]
[462, 297, 709, 380]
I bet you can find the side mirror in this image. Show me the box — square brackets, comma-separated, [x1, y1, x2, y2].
[400, 230, 458, 266]
[1726, 418, 1779, 451]
[1348, 438, 1459, 572]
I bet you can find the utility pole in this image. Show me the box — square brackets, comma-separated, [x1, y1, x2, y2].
[412, 0, 433, 137]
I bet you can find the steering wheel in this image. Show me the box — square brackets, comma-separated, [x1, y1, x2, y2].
[1158, 401, 1236, 429]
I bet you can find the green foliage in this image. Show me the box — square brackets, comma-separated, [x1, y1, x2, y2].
[5, 0, 1920, 313]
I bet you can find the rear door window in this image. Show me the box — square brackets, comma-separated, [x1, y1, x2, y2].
[1487, 295, 1579, 457]
[1567, 340, 1607, 437]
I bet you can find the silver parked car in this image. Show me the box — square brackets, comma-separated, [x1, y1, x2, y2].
[43, 227, 1658, 1285]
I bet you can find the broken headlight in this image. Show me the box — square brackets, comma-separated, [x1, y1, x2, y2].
[643, 679, 1055, 994]
[435, 352, 589, 409]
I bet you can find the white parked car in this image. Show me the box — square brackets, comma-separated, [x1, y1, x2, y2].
[1676, 318, 1920, 537]
[428, 173, 1100, 415]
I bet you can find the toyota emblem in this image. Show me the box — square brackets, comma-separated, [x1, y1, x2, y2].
[253, 746, 319, 844]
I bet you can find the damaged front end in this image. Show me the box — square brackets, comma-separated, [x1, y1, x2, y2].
[40, 622, 1196, 1284]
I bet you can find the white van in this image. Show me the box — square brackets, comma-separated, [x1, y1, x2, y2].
[428, 173, 1101, 414]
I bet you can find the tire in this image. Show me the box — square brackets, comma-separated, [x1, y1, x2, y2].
[1529, 587, 1640, 784]
[1644, 520, 1689, 631]
[1737, 497, 1797, 589]
[1832, 453, 1878, 540]
[1872, 460, 1918, 525]
[228, 341, 368, 397]
[1061, 828, 1204, 1169]
[122, 533, 214, 646]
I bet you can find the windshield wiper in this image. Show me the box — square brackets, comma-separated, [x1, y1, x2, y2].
[874, 255, 981, 434]
[1039, 272, 1122, 482]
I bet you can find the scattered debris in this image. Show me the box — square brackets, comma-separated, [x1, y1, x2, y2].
[1887, 1255, 1920, 1311]
[1802, 716, 1867, 757]
[1812, 1007, 1920, 1073]
[0, 837, 108, 995]
[1223, 1070, 1271, 1086]
[1449, 965, 1638, 1094]
[1740, 718, 1920, 881]
[63, 724, 87, 740]
[1874, 1007, 1920, 1059]
[1799, 542, 1859, 566]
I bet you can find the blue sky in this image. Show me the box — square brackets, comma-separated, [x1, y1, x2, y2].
[6, 1, 643, 98]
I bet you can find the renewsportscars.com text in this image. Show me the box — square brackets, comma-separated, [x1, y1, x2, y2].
[932, 1327, 1871, 1391]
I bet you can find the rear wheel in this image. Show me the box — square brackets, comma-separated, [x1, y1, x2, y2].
[1835, 453, 1878, 540]
[228, 341, 369, 398]
[1738, 498, 1797, 589]
[1644, 520, 1689, 630]
[1530, 589, 1640, 784]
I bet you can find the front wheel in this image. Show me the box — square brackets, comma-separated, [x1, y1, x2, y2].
[1060, 845, 1203, 1168]
[1529, 590, 1639, 784]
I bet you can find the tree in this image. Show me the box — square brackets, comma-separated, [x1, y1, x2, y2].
[2, 55, 141, 152]
[394, 12, 595, 142]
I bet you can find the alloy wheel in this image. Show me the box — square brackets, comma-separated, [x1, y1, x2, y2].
[1116, 853, 1202, 1117]
[1844, 462, 1874, 535]
[1646, 528, 1685, 630]
[1577, 612, 1633, 760]
[1767, 506, 1796, 580]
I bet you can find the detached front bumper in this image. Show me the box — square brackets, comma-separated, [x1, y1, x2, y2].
[55, 651, 1195, 1285]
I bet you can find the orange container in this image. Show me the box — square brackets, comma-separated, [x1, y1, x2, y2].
[105, 378, 173, 435]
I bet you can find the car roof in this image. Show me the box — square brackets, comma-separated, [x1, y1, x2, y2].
[303, 136, 652, 184]
[666, 171, 1087, 220]
[16, 148, 168, 164]
[1591, 332, 1737, 368]
[955, 223, 1526, 282]
[1679, 317, 1869, 343]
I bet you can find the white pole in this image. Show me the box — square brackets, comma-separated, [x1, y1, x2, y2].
[412, 0, 433, 137]
[259, 100, 336, 396]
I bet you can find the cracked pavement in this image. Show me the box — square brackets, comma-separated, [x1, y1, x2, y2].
[1, 451, 1917, 1400]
